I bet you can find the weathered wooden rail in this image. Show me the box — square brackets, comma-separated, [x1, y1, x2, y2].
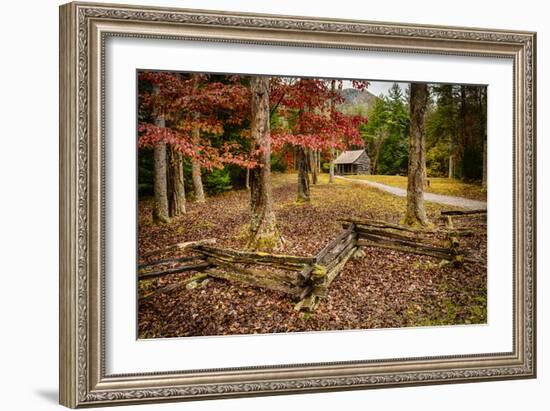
[139, 212, 484, 311]
[342, 214, 484, 267]
[342, 217, 460, 262]
[138, 225, 359, 311]
[190, 228, 359, 312]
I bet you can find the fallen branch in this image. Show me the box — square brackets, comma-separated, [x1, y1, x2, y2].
[294, 294, 320, 312]
[194, 244, 315, 266]
[319, 233, 356, 267]
[356, 225, 425, 243]
[140, 239, 217, 259]
[198, 249, 307, 271]
[357, 232, 451, 255]
[185, 273, 210, 290]
[138, 255, 204, 270]
[298, 264, 314, 283]
[340, 218, 431, 234]
[140, 273, 209, 301]
[314, 245, 357, 297]
[357, 239, 452, 261]
[138, 262, 211, 280]
[315, 223, 355, 263]
[440, 209, 487, 216]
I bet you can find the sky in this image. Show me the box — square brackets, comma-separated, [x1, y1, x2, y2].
[367, 81, 409, 97]
[342, 79, 409, 97]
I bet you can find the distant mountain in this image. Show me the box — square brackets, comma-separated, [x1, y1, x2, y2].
[338, 88, 379, 115]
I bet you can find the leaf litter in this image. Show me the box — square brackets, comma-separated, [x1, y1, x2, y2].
[138, 174, 487, 338]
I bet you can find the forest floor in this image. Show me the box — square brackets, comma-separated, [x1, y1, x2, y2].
[138, 173, 487, 338]
[345, 175, 487, 202]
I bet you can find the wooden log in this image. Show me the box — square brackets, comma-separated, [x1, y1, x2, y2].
[205, 267, 302, 296]
[298, 264, 314, 283]
[445, 218, 463, 266]
[315, 224, 355, 263]
[294, 294, 320, 312]
[324, 241, 357, 274]
[352, 248, 366, 259]
[340, 218, 431, 233]
[357, 239, 452, 260]
[358, 232, 451, 255]
[355, 221, 472, 238]
[138, 262, 211, 280]
[140, 273, 209, 301]
[185, 273, 210, 290]
[194, 244, 316, 265]
[440, 229, 474, 237]
[141, 238, 217, 259]
[310, 232, 357, 283]
[313, 245, 357, 297]
[138, 255, 204, 270]
[441, 209, 487, 216]
[197, 248, 306, 271]
[355, 225, 422, 243]
[448, 236, 461, 255]
[208, 259, 299, 286]
[297, 284, 314, 300]
[320, 233, 357, 266]
[325, 246, 357, 286]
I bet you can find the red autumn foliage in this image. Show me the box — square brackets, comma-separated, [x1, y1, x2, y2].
[138, 71, 254, 169]
[138, 72, 369, 170]
[270, 78, 368, 154]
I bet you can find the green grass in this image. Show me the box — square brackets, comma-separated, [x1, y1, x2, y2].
[408, 294, 487, 327]
[346, 175, 487, 202]
[272, 172, 453, 221]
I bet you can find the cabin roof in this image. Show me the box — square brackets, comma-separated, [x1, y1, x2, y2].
[334, 149, 366, 165]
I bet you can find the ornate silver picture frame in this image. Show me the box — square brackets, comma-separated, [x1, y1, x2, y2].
[59, 1, 536, 407]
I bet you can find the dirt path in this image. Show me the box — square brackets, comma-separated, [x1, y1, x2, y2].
[335, 176, 487, 210]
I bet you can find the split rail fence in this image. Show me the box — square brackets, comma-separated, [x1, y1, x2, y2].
[138, 210, 485, 312]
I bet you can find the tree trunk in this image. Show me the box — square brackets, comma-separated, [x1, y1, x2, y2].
[329, 80, 336, 183]
[245, 167, 250, 189]
[297, 146, 310, 202]
[448, 154, 454, 179]
[372, 129, 387, 175]
[190, 74, 206, 203]
[458, 85, 467, 179]
[422, 158, 429, 188]
[167, 147, 186, 217]
[404, 83, 429, 227]
[153, 142, 170, 224]
[247, 76, 282, 251]
[480, 88, 487, 189]
[191, 158, 205, 203]
[482, 141, 487, 189]
[329, 146, 335, 183]
[152, 86, 170, 224]
[310, 149, 318, 184]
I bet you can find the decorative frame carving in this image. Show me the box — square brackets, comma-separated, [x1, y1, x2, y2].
[59, 2, 536, 407]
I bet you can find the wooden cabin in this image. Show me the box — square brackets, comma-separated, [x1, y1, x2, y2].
[334, 149, 371, 175]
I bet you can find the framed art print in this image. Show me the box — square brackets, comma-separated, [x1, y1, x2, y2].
[59, 2, 536, 407]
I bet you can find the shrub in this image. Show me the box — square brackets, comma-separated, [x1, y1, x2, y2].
[205, 167, 233, 195]
[271, 153, 287, 172]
